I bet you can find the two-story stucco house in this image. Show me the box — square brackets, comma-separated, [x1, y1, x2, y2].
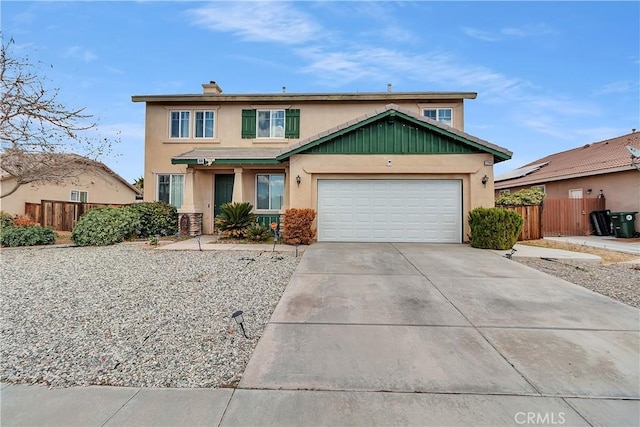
[132, 82, 511, 242]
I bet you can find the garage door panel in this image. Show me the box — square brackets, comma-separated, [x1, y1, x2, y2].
[318, 180, 461, 243]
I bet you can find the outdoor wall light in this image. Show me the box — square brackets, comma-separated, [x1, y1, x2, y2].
[231, 310, 249, 338]
[296, 175, 301, 187]
[481, 175, 489, 187]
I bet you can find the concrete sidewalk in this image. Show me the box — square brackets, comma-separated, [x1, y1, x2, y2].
[2, 243, 639, 426]
[544, 235, 640, 256]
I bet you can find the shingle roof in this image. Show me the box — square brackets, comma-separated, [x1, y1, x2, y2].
[0, 152, 142, 195]
[495, 132, 640, 188]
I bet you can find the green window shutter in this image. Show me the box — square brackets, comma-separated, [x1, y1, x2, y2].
[241, 109, 256, 138]
[285, 109, 300, 139]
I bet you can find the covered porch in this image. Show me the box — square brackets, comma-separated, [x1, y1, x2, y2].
[172, 148, 290, 235]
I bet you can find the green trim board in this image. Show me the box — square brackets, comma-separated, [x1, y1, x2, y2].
[172, 158, 281, 165]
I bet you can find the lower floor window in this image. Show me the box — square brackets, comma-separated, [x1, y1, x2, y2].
[157, 174, 184, 207]
[256, 174, 284, 210]
[70, 190, 88, 202]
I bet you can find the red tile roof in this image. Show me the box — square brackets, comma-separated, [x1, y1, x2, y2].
[495, 132, 640, 188]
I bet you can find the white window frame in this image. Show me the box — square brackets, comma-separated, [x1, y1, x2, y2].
[568, 188, 583, 199]
[194, 110, 216, 139]
[257, 109, 285, 139]
[156, 173, 185, 208]
[169, 111, 191, 139]
[499, 189, 511, 195]
[70, 190, 88, 203]
[422, 108, 453, 126]
[255, 174, 284, 211]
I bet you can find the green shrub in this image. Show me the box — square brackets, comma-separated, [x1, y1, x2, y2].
[1, 225, 55, 247]
[71, 207, 141, 246]
[282, 208, 316, 245]
[496, 188, 545, 206]
[246, 222, 272, 242]
[214, 202, 257, 239]
[0, 212, 13, 229]
[125, 202, 177, 237]
[468, 207, 523, 250]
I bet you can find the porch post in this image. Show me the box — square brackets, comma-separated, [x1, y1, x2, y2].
[232, 167, 244, 203]
[177, 167, 203, 236]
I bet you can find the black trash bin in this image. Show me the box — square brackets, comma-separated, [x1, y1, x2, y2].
[610, 212, 638, 238]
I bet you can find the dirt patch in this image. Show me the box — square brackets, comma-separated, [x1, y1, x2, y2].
[520, 239, 638, 264]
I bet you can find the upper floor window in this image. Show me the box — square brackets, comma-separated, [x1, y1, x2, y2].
[194, 111, 215, 138]
[170, 111, 190, 138]
[258, 110, 285, 138]
[169, 110, 216, 139]
[423, 108, 452, 126]
[70, 190, 88, 203]
[157, 174, 184, 207]
[242, 109, 300, 139]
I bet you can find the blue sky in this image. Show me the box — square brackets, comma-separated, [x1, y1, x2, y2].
[3, 1, 639, 183]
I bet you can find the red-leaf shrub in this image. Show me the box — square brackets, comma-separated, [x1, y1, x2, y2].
[12, 215, 38, 227]
[282, 208, 316, 245]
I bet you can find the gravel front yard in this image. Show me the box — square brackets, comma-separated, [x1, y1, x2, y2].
[515, 257, 640, 308]
[1, 244, 637, 389]
[1, 244, 300, 388]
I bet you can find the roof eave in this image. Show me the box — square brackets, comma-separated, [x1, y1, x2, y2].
[132, 92, 478, 103]
[494, 165, 636, 189]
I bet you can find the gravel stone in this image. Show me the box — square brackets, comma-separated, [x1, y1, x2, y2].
[0, 244, 300, 388]
[515, 258, 640, 308]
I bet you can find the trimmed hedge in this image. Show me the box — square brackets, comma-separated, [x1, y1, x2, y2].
[1, 225, 56, 247]
[71, 207, 141, 246]
[126, 202, 177, 237]
[468, 207, 523, 250]
[282, 208, 316, 245]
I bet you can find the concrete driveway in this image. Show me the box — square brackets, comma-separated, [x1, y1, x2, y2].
[225, 243, 639, 426]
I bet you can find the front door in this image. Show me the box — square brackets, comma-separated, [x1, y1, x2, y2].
[214, 174, 234, 220]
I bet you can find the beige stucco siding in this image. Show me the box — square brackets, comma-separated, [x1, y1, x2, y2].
[0, 170, 139, 216]
[143, 100, 466, 204]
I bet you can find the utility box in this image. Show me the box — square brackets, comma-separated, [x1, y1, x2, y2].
[610, 212, 638, 238]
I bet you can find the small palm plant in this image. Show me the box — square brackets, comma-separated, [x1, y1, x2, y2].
[214, 202, 257, 239]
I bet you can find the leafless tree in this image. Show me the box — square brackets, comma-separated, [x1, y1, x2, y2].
[0, 38, 116, 198]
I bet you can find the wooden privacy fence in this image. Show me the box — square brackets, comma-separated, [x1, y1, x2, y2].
[541, 197, 606, 237]
[501, 205, 542, 241]
[25, 200, 128, 231]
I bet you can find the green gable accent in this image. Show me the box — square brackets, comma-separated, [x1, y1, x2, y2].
[302, 119, 480, 155]
[277, 109, 510, 162]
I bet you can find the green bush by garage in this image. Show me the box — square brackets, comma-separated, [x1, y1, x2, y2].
[468, 207, 524, 250]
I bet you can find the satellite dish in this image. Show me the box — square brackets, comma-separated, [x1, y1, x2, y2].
[627, 146, 640, 158]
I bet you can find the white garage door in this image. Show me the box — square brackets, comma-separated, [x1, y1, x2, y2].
[317, 180, 462, 243]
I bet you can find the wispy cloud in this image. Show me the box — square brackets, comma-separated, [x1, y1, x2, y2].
[592, 80, 638, 96]
[64, 46, 97, 62]
[187, 2, 322, 45]
[463, 24, 556, 42]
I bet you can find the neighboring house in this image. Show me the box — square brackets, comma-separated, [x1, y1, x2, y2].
[132, 82, 512, 242]
[0, 153, 142, 216]
[495, 131, 640, 232]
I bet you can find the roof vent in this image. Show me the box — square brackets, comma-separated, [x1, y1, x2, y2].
[202, 81, 223, 94]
